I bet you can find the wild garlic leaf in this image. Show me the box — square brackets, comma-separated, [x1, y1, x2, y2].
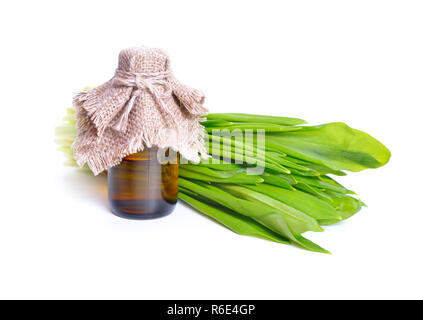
[179, 192, 290, 244]
[245, 184, 341, 222]
[266, 122, 391, 172]
[206, 113, 307, 126]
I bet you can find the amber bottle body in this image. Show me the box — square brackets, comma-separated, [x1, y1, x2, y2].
[108, 148, 178, 219]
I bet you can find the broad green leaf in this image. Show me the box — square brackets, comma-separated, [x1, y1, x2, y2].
[318, 175, 356, 194]
[289, 167, 320, 177]
[294, 183, 334, 202]
[261, 173, 295, 190]
[206, 113, 307, 126]
[244, 184, 341, 222]
[321, 191, 364, 222]
[293, 175, 351, 194]
[293, 235, 330, 254]
[179, 168, 263, 184]
[202, 120, 234, 127]
[266, 153, 312, 172]
[207, 144, 290, 174]
[220, 184, 323, 234]
[179, 179, 327, 252]
[285, 156, 346, 176]
[196, 157, 243, 171]
[180, 164, 243, 178]
[266, 122, 391, 172]
[272, 172, 298, 185]
[179, 192, 290, 244]
[206, 123, 302, 133]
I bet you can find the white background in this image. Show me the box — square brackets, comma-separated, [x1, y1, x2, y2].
[0, 0, 422, 299]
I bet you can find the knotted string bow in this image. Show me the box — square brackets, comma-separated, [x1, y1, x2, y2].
[112, 69, 174, 132]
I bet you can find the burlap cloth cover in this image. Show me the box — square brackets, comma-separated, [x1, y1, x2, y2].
[72, 47, 208, 175]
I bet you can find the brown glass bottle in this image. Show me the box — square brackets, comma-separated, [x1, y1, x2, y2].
[108, 148, 178, 219]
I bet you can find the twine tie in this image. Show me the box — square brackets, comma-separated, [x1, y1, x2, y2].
[113, 70, 173, 131]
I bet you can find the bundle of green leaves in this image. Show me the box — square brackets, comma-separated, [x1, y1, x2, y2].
[56, 110, 390, 253]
